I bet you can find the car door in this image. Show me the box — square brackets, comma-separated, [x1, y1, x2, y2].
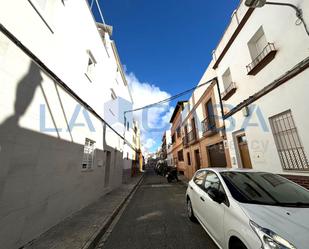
[190, 170, 207, 220]
[199, 171, 228, 246]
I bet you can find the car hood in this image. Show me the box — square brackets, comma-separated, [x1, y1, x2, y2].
[239, 203, 309, 248]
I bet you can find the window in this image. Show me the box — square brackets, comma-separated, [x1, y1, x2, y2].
[248, 27, 268, 60]
[247, 26, 277, 75]
[193, 170, 207, 187]
[270, 110, 309, 171]
[222, 68, 232, 90]
[221, 172, 309, 206]
[221, 68, 237, 101]
[187, 152, 191, 165]
[204, 172, 227, 204]
[204, 172, 220, 192]
[82, 138, 95, 170]
[85, 50, 96, 82]
[111, 88, 117, 100]
[202, 99, 216, 133]
[177, 149, 184, 162]
[176, 126, 181, 138]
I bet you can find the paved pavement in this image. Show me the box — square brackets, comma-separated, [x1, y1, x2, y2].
[23, 174, 144, 249]
[99, 170, 218, 249]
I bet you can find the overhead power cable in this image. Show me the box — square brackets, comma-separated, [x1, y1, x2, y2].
[124, 77, 217, 114]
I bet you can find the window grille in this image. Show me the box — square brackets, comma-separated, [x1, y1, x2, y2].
[82, 138, 95, 169]
[270, 110, 309, 171]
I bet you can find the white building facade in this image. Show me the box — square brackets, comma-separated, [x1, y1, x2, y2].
[0, 0, 136, 248]
[212, 0, 309, 184]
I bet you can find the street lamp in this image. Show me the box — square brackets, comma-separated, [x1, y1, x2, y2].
[245, 0, 309, 36]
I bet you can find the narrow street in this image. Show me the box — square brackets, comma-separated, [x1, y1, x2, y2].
[99, 170, 218, 249]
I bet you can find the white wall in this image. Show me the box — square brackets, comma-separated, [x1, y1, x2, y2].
[214, 0, 309, 174]
[0, 0, 134, 248]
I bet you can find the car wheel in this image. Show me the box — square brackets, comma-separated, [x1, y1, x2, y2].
[230, 239, 247, 249]
[187, 198, 197, 222]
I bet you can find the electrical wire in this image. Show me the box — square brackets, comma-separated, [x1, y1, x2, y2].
[124, 77, 217, 114]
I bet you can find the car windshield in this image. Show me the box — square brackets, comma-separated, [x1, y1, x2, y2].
[220, 172, 309, 207]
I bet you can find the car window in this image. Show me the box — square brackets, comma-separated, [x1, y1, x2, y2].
[193, 170, 207, 187]
[204, 172, 220, 192]
[204, 172, 229, 205]
[204, 172, 226, 194]
[220, 172, 309, 206]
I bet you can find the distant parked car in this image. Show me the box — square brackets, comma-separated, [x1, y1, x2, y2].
[186, 168, 309, 249]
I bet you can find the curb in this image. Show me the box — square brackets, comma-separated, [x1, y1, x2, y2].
[82, 173, 145, 249]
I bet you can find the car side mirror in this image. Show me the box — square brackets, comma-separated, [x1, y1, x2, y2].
[208, 188, 225, 204]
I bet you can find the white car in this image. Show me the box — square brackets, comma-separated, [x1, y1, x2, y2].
[186, 168, 309, 249]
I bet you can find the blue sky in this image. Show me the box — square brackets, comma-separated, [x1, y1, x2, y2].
[91, 0, 239, 152]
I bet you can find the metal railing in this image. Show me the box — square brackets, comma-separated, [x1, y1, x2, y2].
[187, 130, 197, 143]
[246, 43, 276, 73]
[202, 116, 216, 134]
[183, 129, 197, 146]
[221, 82, 236, 100]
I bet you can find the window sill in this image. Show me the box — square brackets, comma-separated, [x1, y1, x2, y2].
[221, 82, 237, 101]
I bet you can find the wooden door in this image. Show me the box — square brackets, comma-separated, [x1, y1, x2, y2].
[194, 149, 201, 170]
[237, 134, 252, 169]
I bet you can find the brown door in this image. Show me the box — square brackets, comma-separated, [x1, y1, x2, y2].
[208, 142, 227, 167]
[237, 134, 252, 169]
[194, 149, 201, 170]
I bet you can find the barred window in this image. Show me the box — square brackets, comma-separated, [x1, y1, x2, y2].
[270, 110, 308, 171]
[82, 138, 95, 170]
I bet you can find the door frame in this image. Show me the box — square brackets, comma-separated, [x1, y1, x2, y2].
[232, 129, 252, 169]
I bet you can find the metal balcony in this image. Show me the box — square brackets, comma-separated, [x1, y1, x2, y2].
[202, 116, 216, 136]
[246, 43, 277, 75]
[221, 82, 237, 101]
[183, 129, 197, 147]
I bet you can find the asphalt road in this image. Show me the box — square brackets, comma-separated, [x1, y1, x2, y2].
[100, 170, 218, 249]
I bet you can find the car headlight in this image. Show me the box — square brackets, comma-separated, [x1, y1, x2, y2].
[249, 220, 296, 249]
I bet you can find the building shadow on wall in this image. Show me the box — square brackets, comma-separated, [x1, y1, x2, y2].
[0, 62, 43, 137]
[0, 61, 85, 248]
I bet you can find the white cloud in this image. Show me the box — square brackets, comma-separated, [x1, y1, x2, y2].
[125, 71, 173, 152]
[144, 138, 156, 149]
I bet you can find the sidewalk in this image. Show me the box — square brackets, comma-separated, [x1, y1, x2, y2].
[22, 174, 144, 249]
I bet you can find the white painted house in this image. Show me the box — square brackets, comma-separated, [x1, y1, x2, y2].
[212, 0, 309, 185]
[0, 0, 136, 248]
